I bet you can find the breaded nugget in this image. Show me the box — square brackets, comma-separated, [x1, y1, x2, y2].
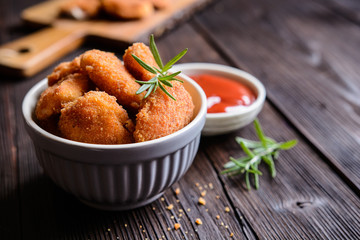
[35, 73, 91, 121]
[123, 42, 158, 81]
[150, 0, 170, 9]
[80, 49, 144, 111]
[134, 81, 194, 142]
[47, 57, 82, 86]
[102, 0, 154, 19]
[59, 91, 134, 144]
[60, 0, 101, 20]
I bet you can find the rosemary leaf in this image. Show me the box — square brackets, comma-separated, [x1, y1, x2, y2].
[245, 172, 251, 190]
[262, 154, 276, 177]
[222, 118, 297, 190]
[235, 137, 263, 148]
[159, 83, 176, 100]
[132, 54, 157, 74]
[160, 80, 173, 87]
[136, 83, 152, 94]
[158, 71, 181, 81]
[149, 34, 164, 69]
[162, 48, 188, 72]
[132, 34, 187, 100]
[254, 118, 267, 147]
[239, 141, 255, 158]
[248, 168, 262, 175]
[171, 78, 184, 83]
[278, 140, 298, 150]
[144, 84, 155, 98]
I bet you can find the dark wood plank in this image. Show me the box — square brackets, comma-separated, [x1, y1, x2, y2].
[2, 0, 360, 239]
[192, 0, 360, 191]
[323, 0, 360, 23]
[0, 0, 45, 239]
[0, 83, 21, 240]
[203, 103, 360, 239]
[157, 15, 360, 239]
[10, 23, 250, 239]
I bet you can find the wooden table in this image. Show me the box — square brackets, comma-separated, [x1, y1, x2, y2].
[1, 0, 360, 239]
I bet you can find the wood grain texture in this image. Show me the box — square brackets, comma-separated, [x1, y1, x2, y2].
[324, 0, 360, 23]
[203, 104, 360, 239]
[1, 0, 360, 239]
[192, 0, 360, 191]
[0, 83, 21, 240]
[2, 24, 238, 240]
[157, 16, 360, 239]
[0, 0, 212, 77]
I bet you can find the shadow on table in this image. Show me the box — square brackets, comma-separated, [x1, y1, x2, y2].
[0, 174, 135, 240]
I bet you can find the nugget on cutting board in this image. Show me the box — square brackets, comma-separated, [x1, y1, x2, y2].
[102, 0, 154, 19]
[123, 42, 159, 81]
[60, 0, 101, 20]
[35, 73, 91, 121]
[134, 81, 194, 142]
[59, 91, 134, 144]
[47, 57, 82, 86]
[150, 0, 171, 9]
[80, 49, 145, 111]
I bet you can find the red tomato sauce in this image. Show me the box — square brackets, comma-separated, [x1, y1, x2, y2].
[191, 74, 256, 113]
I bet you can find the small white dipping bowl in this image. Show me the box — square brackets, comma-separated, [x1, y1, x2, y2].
[173, 63, 266, 136]
[22, 73, 207, 210]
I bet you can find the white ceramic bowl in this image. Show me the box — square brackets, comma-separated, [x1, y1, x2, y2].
[173, 63, 266, 136]
[22, 74, 207, 210]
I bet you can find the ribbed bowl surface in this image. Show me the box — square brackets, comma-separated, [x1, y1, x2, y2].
[34, 135, 200, 210]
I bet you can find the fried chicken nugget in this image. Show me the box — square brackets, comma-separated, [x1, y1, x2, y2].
[35, 73, 91, 121]
[150, 0, 170, 9]
[47, 56, 82, 86]
[134, 81, 194, 142]
[102, 0, 154, 19]
[80, 49, 144, 111]
[59, 91, 134, 144]
[60, 0, 101, 20]
[123, 42, 158, 81]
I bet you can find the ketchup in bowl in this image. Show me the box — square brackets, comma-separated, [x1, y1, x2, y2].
[191, 74, 256, 113]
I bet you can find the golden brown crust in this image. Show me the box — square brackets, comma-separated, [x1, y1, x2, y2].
[47, 57, 82, 86]
[134, 81, 194, 142]
[80, 49, 144, 112]
[60, 0, 101, 20]
[123, 42, 159, 82]
[37, 43, 195, 145]
[59, 91, 134, 144]
[36, 73, 91, 121]
[102, 0, 154, 19]
[150, 0, 170, 9]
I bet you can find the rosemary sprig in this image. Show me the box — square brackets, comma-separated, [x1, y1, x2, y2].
[221, 119, 297, 190]
[132, 34, 188, 100]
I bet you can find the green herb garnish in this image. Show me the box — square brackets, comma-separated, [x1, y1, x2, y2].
[221, 119, 297, 190]
[132, 34, 188, 100]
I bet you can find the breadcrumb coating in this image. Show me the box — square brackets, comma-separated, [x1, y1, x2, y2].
[36, 73, 91, 121]
[47, 57, 82, 86]
[102, 0, 154, 19]
[80, 49, 144, 112]
[150, 0, 170, 9]
[123, 42, 158, 81]
[134, 81, 194, 142]
[37, 43, 195, 145]
[59, 91, 134, 144]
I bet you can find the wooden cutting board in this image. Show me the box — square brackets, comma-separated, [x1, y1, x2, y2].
[0, 0, 211, 77]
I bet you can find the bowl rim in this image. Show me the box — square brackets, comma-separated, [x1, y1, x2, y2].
[173, 62, 266, 119]
[22, 73, 207, 150]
